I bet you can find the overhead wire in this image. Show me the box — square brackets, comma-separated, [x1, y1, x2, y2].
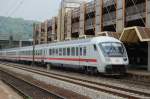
[3, 0, 20, 17]
[7, 0, 24, 17]
[0, 0, 25, 46]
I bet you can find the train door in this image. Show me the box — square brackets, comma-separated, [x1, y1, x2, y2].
[79, 45, 88, 68]
[92, 44, 104, 72]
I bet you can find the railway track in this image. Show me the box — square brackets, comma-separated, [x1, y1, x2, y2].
[1, 62, 150, 99]
[0, 69, 65, 99]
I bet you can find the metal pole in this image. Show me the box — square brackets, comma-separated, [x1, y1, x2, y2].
[32, 23, 35, 66]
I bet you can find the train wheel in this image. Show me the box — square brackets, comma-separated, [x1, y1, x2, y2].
[83, 67, 95, 75]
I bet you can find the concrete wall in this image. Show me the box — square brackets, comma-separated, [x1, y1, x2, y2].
[79, 2, 86, 36]
[66, 11, 72, 40]
[52, 17, 57, 41]
[116, 0, 125, 32]
[95, 0, 102, 35]
[57, 9, 61, 41]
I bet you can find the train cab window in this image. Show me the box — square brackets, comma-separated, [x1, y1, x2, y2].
[83, 47, 86, 56]
[93, 44, 97, 51]
[71, 47, 75, 56]
[80, 47, 83, 56]
[76, 47, 79, 56]
[67, 48, 70, 56]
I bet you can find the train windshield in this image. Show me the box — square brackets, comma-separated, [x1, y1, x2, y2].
[99, 42, 125, 57]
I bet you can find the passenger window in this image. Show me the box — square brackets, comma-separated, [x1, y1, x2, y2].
[49, 49, 52, 55]
[41, 50, 42, 55]
[83, 47, 86, 56]
[59, 48, 62, 56]
[76, 47, 79, 56]
[63, 48, 66, 56]
[80, 47, 83, 56]
[71, 47, 75, 56]
[67, 48, 70, 56]
[52, 49, 55, 55]
[56, 49, 58, 56]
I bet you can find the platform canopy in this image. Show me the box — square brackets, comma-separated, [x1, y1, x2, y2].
[98, 31, 121, 39]
[120, 26, 150, 43]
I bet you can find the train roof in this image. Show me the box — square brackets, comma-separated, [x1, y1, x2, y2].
[0, 36, 121, 51]
[35, 36, 121, 47]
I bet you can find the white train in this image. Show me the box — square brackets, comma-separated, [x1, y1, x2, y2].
[0, 36, 129, 74]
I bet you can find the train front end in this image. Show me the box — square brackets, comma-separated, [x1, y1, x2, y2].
[99, 42, 129, 75]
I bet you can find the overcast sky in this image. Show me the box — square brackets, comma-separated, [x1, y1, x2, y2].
[0, 0, 61, 21]
[0, 0, 93, 22]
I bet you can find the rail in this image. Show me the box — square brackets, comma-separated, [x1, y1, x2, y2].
[1, 62, 150, 99]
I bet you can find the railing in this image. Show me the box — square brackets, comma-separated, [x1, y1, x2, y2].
[126, 3, 145, 16]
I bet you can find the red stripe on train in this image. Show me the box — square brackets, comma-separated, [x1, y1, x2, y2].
[47, 58, 97, 63]
[3, 56, 97, 63]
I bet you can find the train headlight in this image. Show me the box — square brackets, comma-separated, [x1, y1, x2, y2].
[123, 58, 127, 61]
[105, 57, 111, 62]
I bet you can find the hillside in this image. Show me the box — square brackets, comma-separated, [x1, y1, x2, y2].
[0, 16, 38, 41]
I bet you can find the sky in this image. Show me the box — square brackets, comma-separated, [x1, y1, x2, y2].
[0, 0, 93, 22]
[0, 0, 61, 21]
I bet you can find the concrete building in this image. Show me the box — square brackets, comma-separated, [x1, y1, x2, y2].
[33, 0, 150, 71]
[0, 33, 32, 49]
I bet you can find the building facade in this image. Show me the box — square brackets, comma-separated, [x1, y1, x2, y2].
[33, 0, 150, 71]
[34, 0, 150, 43]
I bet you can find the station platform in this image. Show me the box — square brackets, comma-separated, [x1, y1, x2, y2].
[0, 80, 23, 99]
[127, 70, 150, 82]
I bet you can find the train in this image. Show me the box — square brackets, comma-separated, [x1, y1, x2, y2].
[0, 36, 129, 75]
